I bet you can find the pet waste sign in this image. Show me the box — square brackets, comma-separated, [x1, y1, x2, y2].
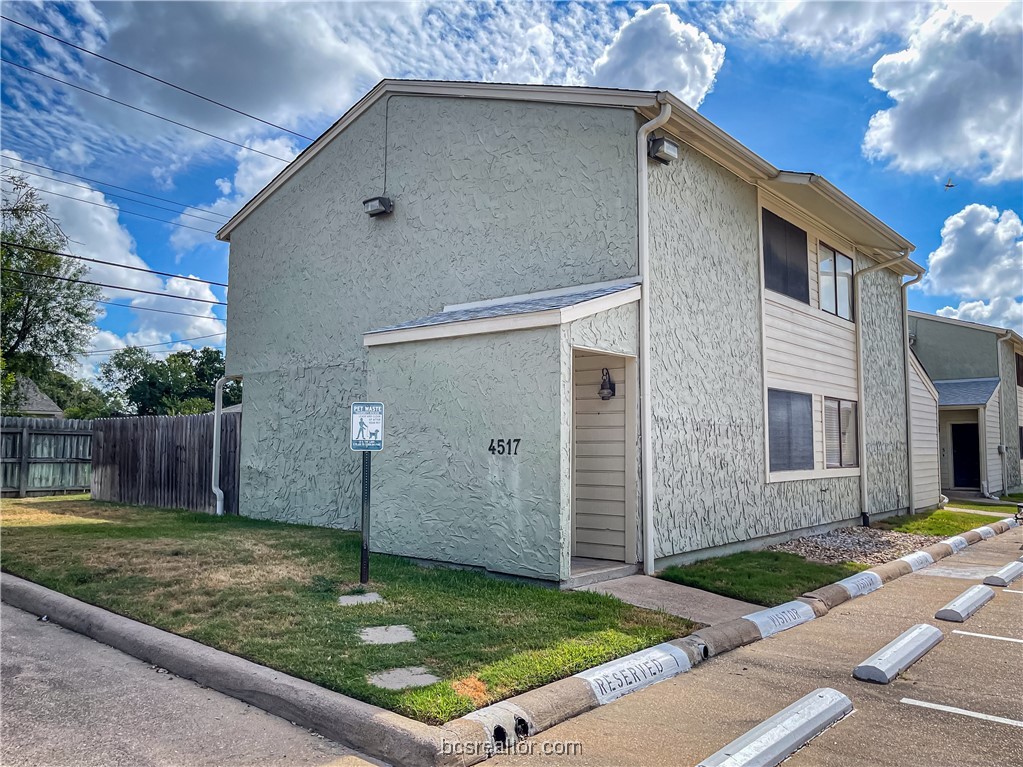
[350, 402, 384, 452]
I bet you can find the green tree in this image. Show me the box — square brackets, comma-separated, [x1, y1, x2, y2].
[2, 174, 100, 372]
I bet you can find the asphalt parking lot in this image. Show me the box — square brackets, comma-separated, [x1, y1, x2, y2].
[493, 528, 1023, 767]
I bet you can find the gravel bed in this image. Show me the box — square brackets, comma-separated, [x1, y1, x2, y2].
[770, 526, 941, 565]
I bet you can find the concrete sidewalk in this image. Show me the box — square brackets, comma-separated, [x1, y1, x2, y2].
[0, 603, 381, 767]
[578, 574, 760, 625]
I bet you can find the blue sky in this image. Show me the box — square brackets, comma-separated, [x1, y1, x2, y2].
[1, 1, 1020, 377]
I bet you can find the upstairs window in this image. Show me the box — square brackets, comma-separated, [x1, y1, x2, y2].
[768, 389, 814, 472]
[819, 244, 854, 320]
[1016, 353, 1023, 387]
[762, 209, 809, 304]
[824, 398, 858, 468]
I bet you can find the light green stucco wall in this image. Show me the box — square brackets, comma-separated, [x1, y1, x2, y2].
[226, 97, 639, 530]
[367, 328, 564, 581]
[909, 317, 999, 380]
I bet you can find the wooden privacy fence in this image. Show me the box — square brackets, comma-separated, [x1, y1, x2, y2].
[1, 417, 93, 497]
[91, 412, 241, 515]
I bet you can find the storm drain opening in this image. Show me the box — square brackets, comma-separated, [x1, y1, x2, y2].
[492, 725, 508, 751]
[514, 716, 529, 739]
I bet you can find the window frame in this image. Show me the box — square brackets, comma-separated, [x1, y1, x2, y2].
[818, 242, 855, 322]
[824, 397, 859, 469]
[1015, 353, 1023, 388]
[767, 388, 815, 473]
[761, 208, 810, 306]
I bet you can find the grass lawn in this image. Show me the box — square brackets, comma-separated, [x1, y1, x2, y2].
[874, 509, 1008, 536]
[1002, 493, 1023, 502]
[659, 551, 867, 608]
[0, 496, 692, 724]
[943, 501, 1015, 514]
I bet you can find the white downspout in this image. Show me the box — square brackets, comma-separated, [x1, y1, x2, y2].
[638, 97, 672, 575]
[901, 267, 925, 514]
[853, 252, 911, 522]
[212, 374, 242, 516]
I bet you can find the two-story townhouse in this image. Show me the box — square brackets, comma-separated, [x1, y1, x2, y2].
[908, 312, 1023, 496]
[216, 80, 927, 587]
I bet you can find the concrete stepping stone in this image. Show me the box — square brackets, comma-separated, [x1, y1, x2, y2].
[368, 667, 440, 689]
[337, 592, 383, 606]
[360, 625, 416, 645]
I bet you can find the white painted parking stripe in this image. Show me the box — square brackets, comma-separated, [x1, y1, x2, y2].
[1002, 589, 1023, 594]
[900, 698, 1023, 728]
[952, 630, 1023, 644]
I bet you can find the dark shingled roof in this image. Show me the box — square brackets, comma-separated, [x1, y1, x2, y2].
[367, 280, 640, 334]
[933, 378, 999, 407]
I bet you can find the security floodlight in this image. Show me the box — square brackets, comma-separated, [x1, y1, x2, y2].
[648, 136, 679, 164]
[363, 196, 393, 217]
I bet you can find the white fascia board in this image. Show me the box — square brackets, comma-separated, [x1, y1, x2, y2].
[218, 80, 657, 241]
[444, 277, 640, 313]
[363, 285, 640, 347]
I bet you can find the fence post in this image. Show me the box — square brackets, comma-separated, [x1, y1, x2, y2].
[18, 425, 30, 498]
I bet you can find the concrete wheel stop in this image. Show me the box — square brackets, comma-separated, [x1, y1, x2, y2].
[853, 624, 943, 683]
[934, 585, 994, 622]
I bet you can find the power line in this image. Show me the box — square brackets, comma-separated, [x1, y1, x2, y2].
[0, 155, 229, 218]
[1, 266, 227, 305]
[1, 57, 294, 163]
[84, 331, 226, 355]
[1, 165, 226, 224]
[1, 182, 218, 234]
[17, 287, 225, 320]
[1, 14, 314, 142]
[1, 242, 228, 288]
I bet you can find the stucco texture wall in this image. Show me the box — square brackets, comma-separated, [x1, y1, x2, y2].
[227, 97, 638, 528]
[647, 146, 862, 560]
[367, 328, 564, 581]
[998, 341, 1021, 489]
[857, 258, 909, 514]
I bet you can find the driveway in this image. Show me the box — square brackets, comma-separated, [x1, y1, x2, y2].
[0, 603, 380, 767]
[492, 528, 1023, 767]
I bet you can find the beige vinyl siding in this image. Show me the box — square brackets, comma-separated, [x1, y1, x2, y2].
[764, 295, 858, 401]
[984, 389, 1002, 494]
[908, 355, 940, 509]
[573, 352, 628, 561]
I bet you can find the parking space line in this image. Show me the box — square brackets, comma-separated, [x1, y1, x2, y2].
[1002, 589, 1023, 594]
[900, 698, 1023, 728]
[952, 630, 1023, 643]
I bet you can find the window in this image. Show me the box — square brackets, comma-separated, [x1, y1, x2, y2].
[768, 389, 814, 471]
[1016, 353, 1023, 387]
[824, 398, 858, 468]
[819, 244, 854, 320]
[762, 209, 809, 304]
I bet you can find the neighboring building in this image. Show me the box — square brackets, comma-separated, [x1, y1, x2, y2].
[9, 378, 63, 418]
[909, 312, 1023, 496]
[217, 80, 926, 586]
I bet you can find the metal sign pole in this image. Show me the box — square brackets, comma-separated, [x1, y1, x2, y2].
[360, 450, 371, 584]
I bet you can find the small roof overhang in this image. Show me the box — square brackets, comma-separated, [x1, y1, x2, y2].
[932, 377, 1000, 408]
[364, 278, 640, 347]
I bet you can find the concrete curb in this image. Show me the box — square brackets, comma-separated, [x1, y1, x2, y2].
[853, 623, 943, 683]
[695, 688, 853, 767]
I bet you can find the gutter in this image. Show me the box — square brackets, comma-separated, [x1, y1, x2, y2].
[852, 252, 917, 520]
[637, 96, 672, 575]
[212, 374, 242, 516]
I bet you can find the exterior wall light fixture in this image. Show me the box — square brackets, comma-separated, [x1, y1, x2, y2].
[363, 196, 393, 217]
[648, 136, 679, 165]
[598, 368, 616, 400]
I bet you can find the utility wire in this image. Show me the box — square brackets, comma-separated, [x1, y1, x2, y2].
[1, 165, 226, 224]
[0, 155, 229, 218]
[0, 182, 218, 234]
[1, 242, 228, 288]
[1, 14, 314, 142]
[1, 266, 227, 305]
[1, 57, 294, 163]
[84, 331, 226, 355]
[16, 287, 225, 320]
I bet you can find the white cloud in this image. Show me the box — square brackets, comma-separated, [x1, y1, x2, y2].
[922, 204, 1023, 299]
[923, 203, 1023, 332]
[709, 0, 934, 60]
[936, 297, 1023, 332]
[863, 6, 1023, 184]
[589, 4, 725, 106]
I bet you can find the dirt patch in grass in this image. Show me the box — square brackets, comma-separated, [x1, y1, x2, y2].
[1, 497, 693, 724]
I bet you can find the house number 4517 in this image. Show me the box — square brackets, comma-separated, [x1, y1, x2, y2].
[489, 438, 520, 455]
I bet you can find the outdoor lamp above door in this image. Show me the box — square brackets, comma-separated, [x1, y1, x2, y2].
[598, 368, 616, 400]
